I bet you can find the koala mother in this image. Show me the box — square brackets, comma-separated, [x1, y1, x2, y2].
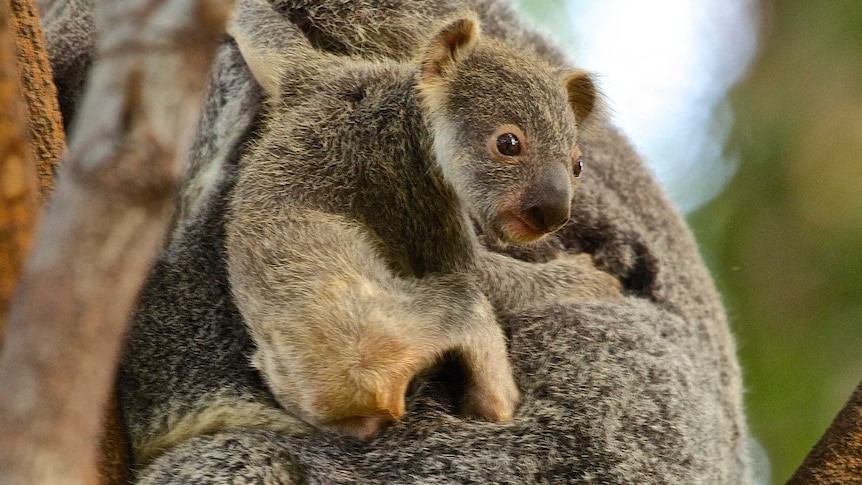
[32, 0, 756, 482]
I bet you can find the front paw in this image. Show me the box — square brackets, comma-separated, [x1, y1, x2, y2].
[461, 373, 521, 423]
[552, 252, 623, 300]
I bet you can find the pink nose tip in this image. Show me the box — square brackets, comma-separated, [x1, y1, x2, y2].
[521, 202, 569, 234]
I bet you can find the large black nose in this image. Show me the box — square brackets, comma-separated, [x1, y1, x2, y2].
[521, 164, 573, 234]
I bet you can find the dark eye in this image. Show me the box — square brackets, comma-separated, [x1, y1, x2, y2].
[573, 157, 584, 177]
[495, 133, 521, 157]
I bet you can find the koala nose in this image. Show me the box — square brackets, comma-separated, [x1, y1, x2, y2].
[521, 164, 572, 234]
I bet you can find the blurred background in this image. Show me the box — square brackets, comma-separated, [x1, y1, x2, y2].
[514, 1, 862, 483]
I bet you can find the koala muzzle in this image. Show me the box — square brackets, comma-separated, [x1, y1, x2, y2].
[521, 164, 572, 234]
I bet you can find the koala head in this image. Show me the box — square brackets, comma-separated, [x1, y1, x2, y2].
[416, 15, 596, 245]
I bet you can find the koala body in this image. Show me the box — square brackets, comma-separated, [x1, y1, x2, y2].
[37, 0, 753, 480]
[226, 4, 619, 440]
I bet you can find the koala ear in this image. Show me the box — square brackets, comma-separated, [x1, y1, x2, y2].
[562, 70, 597, 123]
[420, 16, 480, 83]
[231, 34, 286, 98]
[228, 0, 292, 98]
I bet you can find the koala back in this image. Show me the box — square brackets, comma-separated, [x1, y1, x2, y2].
[111, 0, 751, 482]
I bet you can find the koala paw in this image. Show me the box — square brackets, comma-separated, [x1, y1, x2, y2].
[461, 369, 521, 423]
[550, 252, 623, 301]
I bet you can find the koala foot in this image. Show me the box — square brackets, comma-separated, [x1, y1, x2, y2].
[456, 324, 522, 423]
[461, 374, 521, 422]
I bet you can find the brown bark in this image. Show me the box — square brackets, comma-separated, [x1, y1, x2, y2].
[0, 0, 233, 483]
[6, 1, 126, 481]
[0, 0, 39, 346]
[98, 396, 130, 485]
[9, 0, 66, 199]
[787, 380, 862, 484]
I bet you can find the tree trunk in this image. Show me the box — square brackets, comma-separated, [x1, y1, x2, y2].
[8, 0, 65, 200]
[0, 0, 233, 483]
[5, 0, 128, 481]
[0, 0, 39, 347]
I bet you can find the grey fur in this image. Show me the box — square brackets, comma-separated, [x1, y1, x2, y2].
[225, 4, 621, 439]
[39, 0, 751, 482]
[37, 0, 95, 131]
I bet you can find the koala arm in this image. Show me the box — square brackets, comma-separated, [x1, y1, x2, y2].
[473, 249, 622, 311]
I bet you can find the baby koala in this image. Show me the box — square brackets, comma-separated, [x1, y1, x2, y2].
[226, 1, 621, 440]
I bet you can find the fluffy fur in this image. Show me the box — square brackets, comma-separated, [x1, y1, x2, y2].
[226, 3, 619, 439]
[39, 0, 752, 482]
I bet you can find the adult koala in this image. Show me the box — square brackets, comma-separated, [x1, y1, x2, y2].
[39, 0, 752, 482]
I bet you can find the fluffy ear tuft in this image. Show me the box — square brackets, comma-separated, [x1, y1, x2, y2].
[228, 24, 285, 99]
[228, 0, 299, 99]
[420, 16, 481, 83]
[562, 70, 597, 123]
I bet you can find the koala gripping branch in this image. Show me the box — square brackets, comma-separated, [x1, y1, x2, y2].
[0, 0, 234, 484]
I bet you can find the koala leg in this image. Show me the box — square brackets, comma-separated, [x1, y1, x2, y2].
[475, 250, 623, 312]
[405, 275, 521, 423]
[228, 209, 519, 438]
[452, 295, 522, 422]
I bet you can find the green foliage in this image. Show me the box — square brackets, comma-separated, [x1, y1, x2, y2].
[690, 2, 862, 482]
[518, 0, 862, 482]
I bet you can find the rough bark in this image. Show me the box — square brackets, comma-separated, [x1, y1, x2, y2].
[6, 1, 130, 482]
[0, 0, 39, 346]
[0, 0, 233, 483]
[787, 380, 862, 484]
[98, 396, 130, 485]
[9, 0, 66, 199]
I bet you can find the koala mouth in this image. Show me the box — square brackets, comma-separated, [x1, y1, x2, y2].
[499, 211, 548, 244]
[473, 210, 551, 246]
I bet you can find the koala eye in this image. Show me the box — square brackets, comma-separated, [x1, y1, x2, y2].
[573, 157, 584, 177]
[495, 133, 521, 157]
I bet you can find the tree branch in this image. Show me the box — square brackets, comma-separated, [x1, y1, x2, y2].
[0, 0, 233, 483]
[0, 0, 39, 346]
[787, 379, 862, 484]
[9, 0, 66, 200]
